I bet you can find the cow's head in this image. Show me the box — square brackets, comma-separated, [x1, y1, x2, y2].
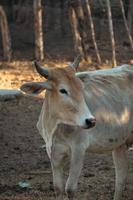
[21, 56, 96, 129]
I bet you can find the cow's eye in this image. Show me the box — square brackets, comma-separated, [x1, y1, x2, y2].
[59, 89, 68, 95]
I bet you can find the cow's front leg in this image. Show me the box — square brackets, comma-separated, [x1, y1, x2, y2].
[65, 145, 86, 200]
[112, 144, 128, 200]
[51, 143, 67, 200]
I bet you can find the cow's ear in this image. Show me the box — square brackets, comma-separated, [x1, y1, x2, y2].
[20, 81, 52, 95]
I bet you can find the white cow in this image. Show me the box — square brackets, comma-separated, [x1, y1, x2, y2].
[21, 57, 133, 200]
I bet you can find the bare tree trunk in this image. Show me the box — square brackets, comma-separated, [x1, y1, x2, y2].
[68, 5, 84, 56]
[0, 6, 12, 61]
[83, 0, 102, 64]
[127, 0, 133, 35]
[106, 0, 117, 67]
[74, 0, 90, 62]
[33, 0, 44, 61]
[68, 0, 91, 62]
[119, 0, 133, 51]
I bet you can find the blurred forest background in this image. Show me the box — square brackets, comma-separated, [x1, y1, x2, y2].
[0, 0, 133, 66]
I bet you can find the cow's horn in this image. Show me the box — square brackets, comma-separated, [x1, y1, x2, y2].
[70, 55, 82, 69]
[34, 61, 49, 79]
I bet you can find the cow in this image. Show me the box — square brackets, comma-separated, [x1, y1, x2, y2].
[21, 56, 133, 200]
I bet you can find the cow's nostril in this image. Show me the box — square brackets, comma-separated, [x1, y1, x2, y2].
[85, 118, 96, 128]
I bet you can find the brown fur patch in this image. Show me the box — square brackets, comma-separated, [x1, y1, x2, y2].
[50, 67, 83, 98]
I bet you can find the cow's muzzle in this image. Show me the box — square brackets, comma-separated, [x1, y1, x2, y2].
[83, 118, 96, 129]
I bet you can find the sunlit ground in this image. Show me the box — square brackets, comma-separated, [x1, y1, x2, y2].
[0, 58, 133, 90]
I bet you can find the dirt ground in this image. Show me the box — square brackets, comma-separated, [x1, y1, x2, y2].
[0, 61, 133, 200]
